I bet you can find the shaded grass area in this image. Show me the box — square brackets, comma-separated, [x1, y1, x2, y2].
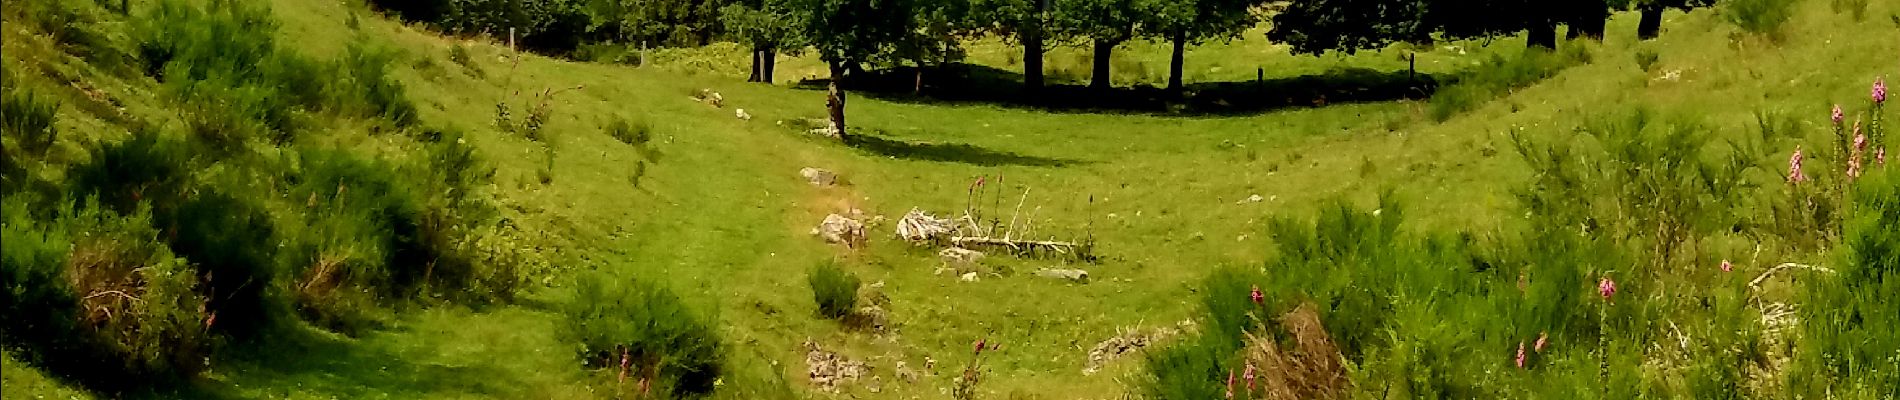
[803, 63, 1437, 116]
[844, 130, 1081, 167]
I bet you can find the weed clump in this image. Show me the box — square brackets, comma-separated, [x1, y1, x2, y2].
[1428, 45, 1592, 121]
[808, 261, 860, 320]
[562, 273, 724, 397]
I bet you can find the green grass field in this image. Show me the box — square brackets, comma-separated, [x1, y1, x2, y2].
[3, 0, 1897, 398]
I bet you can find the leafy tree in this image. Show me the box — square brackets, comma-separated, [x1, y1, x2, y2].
[785, 0, 919, 78]
[1148, 0, 1257, 92]
[1633, 0, 1715, 40]
[585, 0, 728, 48]
[1051, 0, 1147, 90]
[898, 0, 979, 92]
[1268, 0, 1431, 56]
[720, 0, 802, 83]
[977, 0, 1065, 93]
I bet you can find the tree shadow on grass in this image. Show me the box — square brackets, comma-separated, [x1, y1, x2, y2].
[844, 131, 1081, 167]
[797, 63, 1437, 117]
[152, 324, 525, 399]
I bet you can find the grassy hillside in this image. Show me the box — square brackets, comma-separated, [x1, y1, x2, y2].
[3, 0, 1897, 398]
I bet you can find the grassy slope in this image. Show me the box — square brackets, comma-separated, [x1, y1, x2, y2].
[7, 0, 1898, 398]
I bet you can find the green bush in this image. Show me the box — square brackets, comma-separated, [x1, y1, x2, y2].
[1140, 334, 1235, 400]
[1793, 169, 1900, 397]
[808, 261, 859, 320]
[1724, 0, 1797, 37]
[332, 40, 419, 127]
[1, 81, 58, 158]
[606, 117, 653, 147]
[1634, 49, 1661, 73]
[66, 129, 195, 214]
[1427, 46, 1591, 121]
[1, 195, 214, 390]
[562, 273, 724, 396]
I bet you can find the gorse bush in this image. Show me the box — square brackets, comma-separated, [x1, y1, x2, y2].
[808, 261, 859, 320]
[1793, 169, 1900, 397]
[1, 195, 214, 390]
[1428, 45, 1591, 121]
[1724, 0, 1798, 37]
[563, 273, 724, 397]
[1, 77, 59, 158]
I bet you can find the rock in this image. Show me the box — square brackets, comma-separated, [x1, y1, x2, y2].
[799, 167, 837, 186]
[805, 340, 870, 393]
[735, 108, 752, 120]
[895, 361, 919, 383]
[811, 214, 865, 247]
[1035, 268, 1090, 283]
[696, 88, 724, 107]
[1083, 325, 1182, 375]
[959, 272, 980, 282]
[896, 208, 957, 242]
[1237, 194, 1265, 204]
[939, 248, 985, 273]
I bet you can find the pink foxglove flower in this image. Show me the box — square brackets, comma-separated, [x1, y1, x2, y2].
[1243, 362, 1257, 390]
[1832, 104, 1845, 126]
[1225, 369, 1236, 399]
[1850, 126, 1867, 178]
[1879, 148, 1887, 166]
[1789, 148, 1808, 184]
[1250, 285, 1264, 306]
[1720, 259, 1733, 273]
[975, 339, 986, 355]
[1515, 341, 1527, 369]
[1534, 331, 1549, 352]
[1875, 77, 1888, 104]
[1598, 277, 1617, 301]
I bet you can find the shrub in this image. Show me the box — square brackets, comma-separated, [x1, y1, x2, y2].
[808, 261, 859, 320]
[448, 44, 483, 78]
[332, 39, 419, 127]
[1724, 0, 1797, 37]
[159, 190, 284, 337]
[1427, 47, 1591, 121]
[1141, 334, 1235, 400]
[1, 195, 213, 390]
[606, 117, 653, 146]
[66, 129, 195, 214]
[1, 81, 58, 157]
[1793, 170, 1900, 397]
[1634, 49, 1661, 73]
[562, 273, 724, 396]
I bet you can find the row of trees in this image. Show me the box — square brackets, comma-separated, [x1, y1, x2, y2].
[370, 0, 1718, 91]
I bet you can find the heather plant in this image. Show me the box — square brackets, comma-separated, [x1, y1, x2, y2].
[807, 261, 859, 320]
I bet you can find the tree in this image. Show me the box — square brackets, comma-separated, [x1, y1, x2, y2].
[586, 0, 728, 48]
[1633, 0, 1714, 40]
[786, 0, 918, 78]
[720, 1, 801, 83]
[1051, 0, 1146, 90]
[900, 0, 979, 93]
[1147, 0, 1257, 92]
[1268, 0, 1431, 56]
[977, 0, 1064, 94]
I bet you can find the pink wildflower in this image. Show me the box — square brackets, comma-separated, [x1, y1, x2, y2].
[619, 346, 632, 383]
[975, 338, 987, 355]
[1515, 341, 1527, 369]
[1250, 285, 1264, 306]
[1850, 126, 1867, 178]
[1244, 362, 1257, 390]
[1875, 77, 1888, 104]
[1534, 331, 1549, 352]
[1598, 277, 1617, 301]
[1789, 148, 1808, 184]
[1879, 148, 1887, 166]
[1225, 369, 1236, 399]
[1832, 104, 1845, 126]
[1720, 259, 1733, 273]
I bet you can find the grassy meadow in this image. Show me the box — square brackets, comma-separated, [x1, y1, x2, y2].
[2, 0, 1897, 398]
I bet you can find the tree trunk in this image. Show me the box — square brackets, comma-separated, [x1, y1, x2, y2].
[1570, 14, 1607, 41]
[1167, 33, 1186, 93]
[1025, 26, 1044, 94]
[762, 49, 776, 84]
[1090, 39, 1114, 91]
[1637, 6, 1663, 40]
[748, 50, 763, 82]
[1527, 23, 1557, 49]
[827, 64, 848, 141]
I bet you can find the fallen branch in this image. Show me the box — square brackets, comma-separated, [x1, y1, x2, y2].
[1749, 262, 1837, 289]
[950, 236, 1083, 254]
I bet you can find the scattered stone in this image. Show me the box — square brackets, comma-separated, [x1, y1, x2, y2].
[1084, 324, 1185, 375]
[805, 340, 870, 393]
[959, 272, 979, 282]
[939, 248, 985, 273]
[735, 108, 752, 120]
[811, 214, 865, 247]
[695, 88, 724, 107]
[799, 167, 837, 186]
[895, 361, 920, 383]
[1237, 194, 1265, 204]
[896, 208, 957, 242]
[1034, 268, 1090, 283]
